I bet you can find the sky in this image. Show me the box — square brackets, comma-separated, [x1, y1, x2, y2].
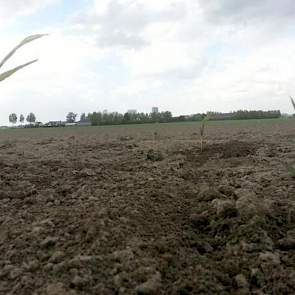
[0, 0, 295, 124]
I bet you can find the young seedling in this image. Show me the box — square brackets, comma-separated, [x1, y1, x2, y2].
[200, 114, 209, 152]
[153, 131, 159, 142]
[290, 96, 295, 111]
[0, 34, 47, 82]
[287, 96, 295, 177]
[287, 165, 295, 178]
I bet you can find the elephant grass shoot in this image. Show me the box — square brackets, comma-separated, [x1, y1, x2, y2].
[288, 96, 295, 177]
[290, 96, 295, 111]
[200, 115, 210, 152]
[0, 34, 47, 82]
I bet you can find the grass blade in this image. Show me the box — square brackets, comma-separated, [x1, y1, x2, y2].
[0, 34, 47, 69]
[0, 59, 38, 82]
[290, 96, 295, 111]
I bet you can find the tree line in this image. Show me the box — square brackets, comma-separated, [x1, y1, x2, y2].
[206, 110, 281, 121]
[8, 109, 281, 127]
[84, 111, 173, 126]
[67, 109, 282, 125]
[8, 113, 36, 125]
[173, 110, 281, 122]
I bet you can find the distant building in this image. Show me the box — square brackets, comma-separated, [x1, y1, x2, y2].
[127, 109, 137, 114]
[77, 120, 91, 126]
[65, 122, 78, 127]
[152, 107, 159, 114]
[35, 122, 43, 127]
[43, 121, 65, 127]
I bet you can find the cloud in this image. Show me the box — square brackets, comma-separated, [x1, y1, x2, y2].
[114, 77, 163, 97]
[1, 0, 295, 125]
[73, 0, 187, 49]
[179, 38, 295, 113]
[200, 0, 295, 24]
[0, 0, 58, 26]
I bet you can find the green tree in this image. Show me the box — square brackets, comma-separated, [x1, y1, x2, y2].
[66, 112, 77, 123]
[26, 113, 36, 123]
[19, 114, 24, 124]
[160, 111, 172, 122]
[150, 111, 160, 122]
[80, 113, 86, 121]
[123, 112, 130, 123]
[89, 112, 98, 125]
[9, 113, 17, 125]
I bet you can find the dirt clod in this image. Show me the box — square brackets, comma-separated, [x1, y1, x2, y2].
[146, 149, 164, 161]
[49, 251, 65, 264]
[213, 199, 238, 218]
[235, 273, 249, 289]
[41, 237, 58, 248]
[277, 238, 295, 250]
[135, 272, 161, 295]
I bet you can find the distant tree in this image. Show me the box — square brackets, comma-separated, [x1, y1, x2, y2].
[9, 113, 17, 125]
[123, 112, 130, 123]
[80, 113, 86, 121]
[86, 110, 173, 126]
[66, 112, 77, 123]
[150, 111, 160, 122]
[160, 111, 172, 122]
[26, 112, 36, 123]
[89, 112, 98, 126]
[19, 114, 24, 124]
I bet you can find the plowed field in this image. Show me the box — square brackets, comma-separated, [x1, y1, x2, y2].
[0, 119, 295, 294]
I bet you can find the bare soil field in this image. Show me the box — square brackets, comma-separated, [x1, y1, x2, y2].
[0, 119, 295, 295]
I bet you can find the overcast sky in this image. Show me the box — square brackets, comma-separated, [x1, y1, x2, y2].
[0, 0, 295, 124]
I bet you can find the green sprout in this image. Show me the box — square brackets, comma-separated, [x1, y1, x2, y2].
[0, 34, 47, 82]
[287, 165, 295, 178]
[288, 96, 295, 177]
[200, 114, 210, 152]
[290, 96, 295, 112]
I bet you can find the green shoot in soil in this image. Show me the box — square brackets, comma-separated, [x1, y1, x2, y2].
[287, 165, 295, 178]
[200, 115, 210, 152]
[290, 96, 295, 111]
[288, 96, 295, 177]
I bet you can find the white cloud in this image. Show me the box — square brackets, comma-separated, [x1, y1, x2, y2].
[200, 0, 295, 22]
[0, 0, 58, 26]
[1, 0, 295, 125]
[114, 78, 162, 97]
[74, 0, 187, 49]
[180, 40, 295, 113]
[122, 41, 195, 77]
